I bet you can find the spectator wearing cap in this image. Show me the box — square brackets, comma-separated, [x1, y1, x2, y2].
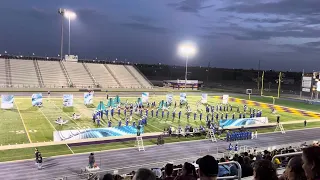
[133, 168, 156, 180]
[174, 162, 197, 180]
[198, 155, 218, 180]
[302, 146, 320, 180]
[253, 160, 278, 180]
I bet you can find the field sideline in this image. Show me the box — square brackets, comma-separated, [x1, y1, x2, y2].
[0, 94, 318, 145]
[0, 93, 319, 162]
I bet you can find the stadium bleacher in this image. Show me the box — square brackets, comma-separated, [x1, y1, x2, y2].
[63, 62, 96, 88]
[10, 59, 40, 87]
[0, 58, 153, 89]
[0, 59, 7, 87]
[106, 64, 143, 88]
[86, 63, 120, 88]
[125, 65, 153, 88]
[38, 61, 69, 88]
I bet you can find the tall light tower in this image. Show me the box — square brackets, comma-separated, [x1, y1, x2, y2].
[58, 8, 65, 61]
[178, 41, 197, 89]
[64, 10, 76, 55]
[58, 9, 76, 60]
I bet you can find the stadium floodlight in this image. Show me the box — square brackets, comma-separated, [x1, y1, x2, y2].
[64, 10, 76, 55]
[178, 41, 197, 89]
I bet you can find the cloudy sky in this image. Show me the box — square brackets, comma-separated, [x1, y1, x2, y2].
[0, 0, 320, 71]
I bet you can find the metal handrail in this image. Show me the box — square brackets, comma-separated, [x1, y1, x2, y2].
[271, 152, 302, 164]
[217, 161, 242, 180]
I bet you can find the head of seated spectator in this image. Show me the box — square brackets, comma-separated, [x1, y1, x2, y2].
[102, 173, 113, 180]
[242, 156, 254, 177]
[179, 162, 197, 180]
[302, 146, 320, 180]
[133, 168, 156, 180]
[253, 160, 278, 180]
[281, 156, 307, 180]
[198, 155, 218, 180]
[164, 163, 174, 180]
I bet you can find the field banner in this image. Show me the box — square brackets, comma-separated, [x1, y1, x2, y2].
[1, 95, 14, 109]
[53, 126, 144, 141]
[166, 94, 173, 104]
[63, 94, 74, 107]
[31, 93, 43, 106]
[84, 92, 93, 105]
[141, 92, 149, 103]
[201, 94, 208, 103]
[222, 95, 229, 104]
[180, 93, 187, 103]
[219, 117, 269, 128]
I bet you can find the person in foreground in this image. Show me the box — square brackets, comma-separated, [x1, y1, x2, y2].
[133, 168, 156, 180]
[253, 160, 278, 180]
[302, 146, 320, 180]
[198, 155, 219, 180]
[279, 156, 307, 180]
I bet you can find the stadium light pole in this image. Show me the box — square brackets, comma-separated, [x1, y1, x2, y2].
[58, 8, 65, 61]
[178, 41, 197, 89]
[64, 11, 76, 55]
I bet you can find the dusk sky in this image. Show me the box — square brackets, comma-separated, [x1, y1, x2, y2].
[0, 0, 320, 71]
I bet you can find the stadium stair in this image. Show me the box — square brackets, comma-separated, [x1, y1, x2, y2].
[59, 61, 72, 87]
[124, 65, 144, 87]
[126, 65, 153, 88]
[10, 59, 40, 87]
[38, 61, 69, 88]
[106, 64, 141, 88]
[86, 63, 120, 88]
[5, 59, 12, 87]
[63, 62, 96, 88]
[0, 59, 8, 87]
[104, 64, 123, 88]
[82, 63, 98, 87]
[33, 60, 44, 87]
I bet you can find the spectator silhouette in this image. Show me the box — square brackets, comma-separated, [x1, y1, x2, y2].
[302, 146, 320, 180]
[280, 156, 307, 180]
[133, 168, 156, 180]
[253, 160, 278, 180]
[198, 155, 218, 180]
[164, 163, 174, 180]
[174, 162, 197, 180]
[242, 157, 253, 177]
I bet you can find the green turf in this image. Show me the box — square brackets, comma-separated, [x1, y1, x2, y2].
[0, 94, 319, 162]
[0, 144, 72, 162]
[0, 95, 318, 145]
[235, 95, 320, 113]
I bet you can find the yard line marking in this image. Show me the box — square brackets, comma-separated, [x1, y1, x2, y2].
[48, 100, 81, 128]
[14, 101, 32, 143]
[66, 144, 74, 154]
[38, 108, 57, 131]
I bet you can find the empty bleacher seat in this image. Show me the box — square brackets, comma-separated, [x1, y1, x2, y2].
[38, 61, 68, 87]
[0, 59, 7, 86]
[63, 62, 95, 88]
[106, 64, 141, 88]
[86, 63, 120, 88]
[10, 59, 39, 87]
[125, 65, 152, 88]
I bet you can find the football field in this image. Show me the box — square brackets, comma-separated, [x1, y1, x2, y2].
[0, 94, 318, 146]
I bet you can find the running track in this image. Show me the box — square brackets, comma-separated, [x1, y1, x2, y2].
[0, 128, 319, 180]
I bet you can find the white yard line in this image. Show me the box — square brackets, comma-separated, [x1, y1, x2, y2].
[38, 108, 57, 131]
[14, 101, 32, 143]
[48, 100, 82, 128]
